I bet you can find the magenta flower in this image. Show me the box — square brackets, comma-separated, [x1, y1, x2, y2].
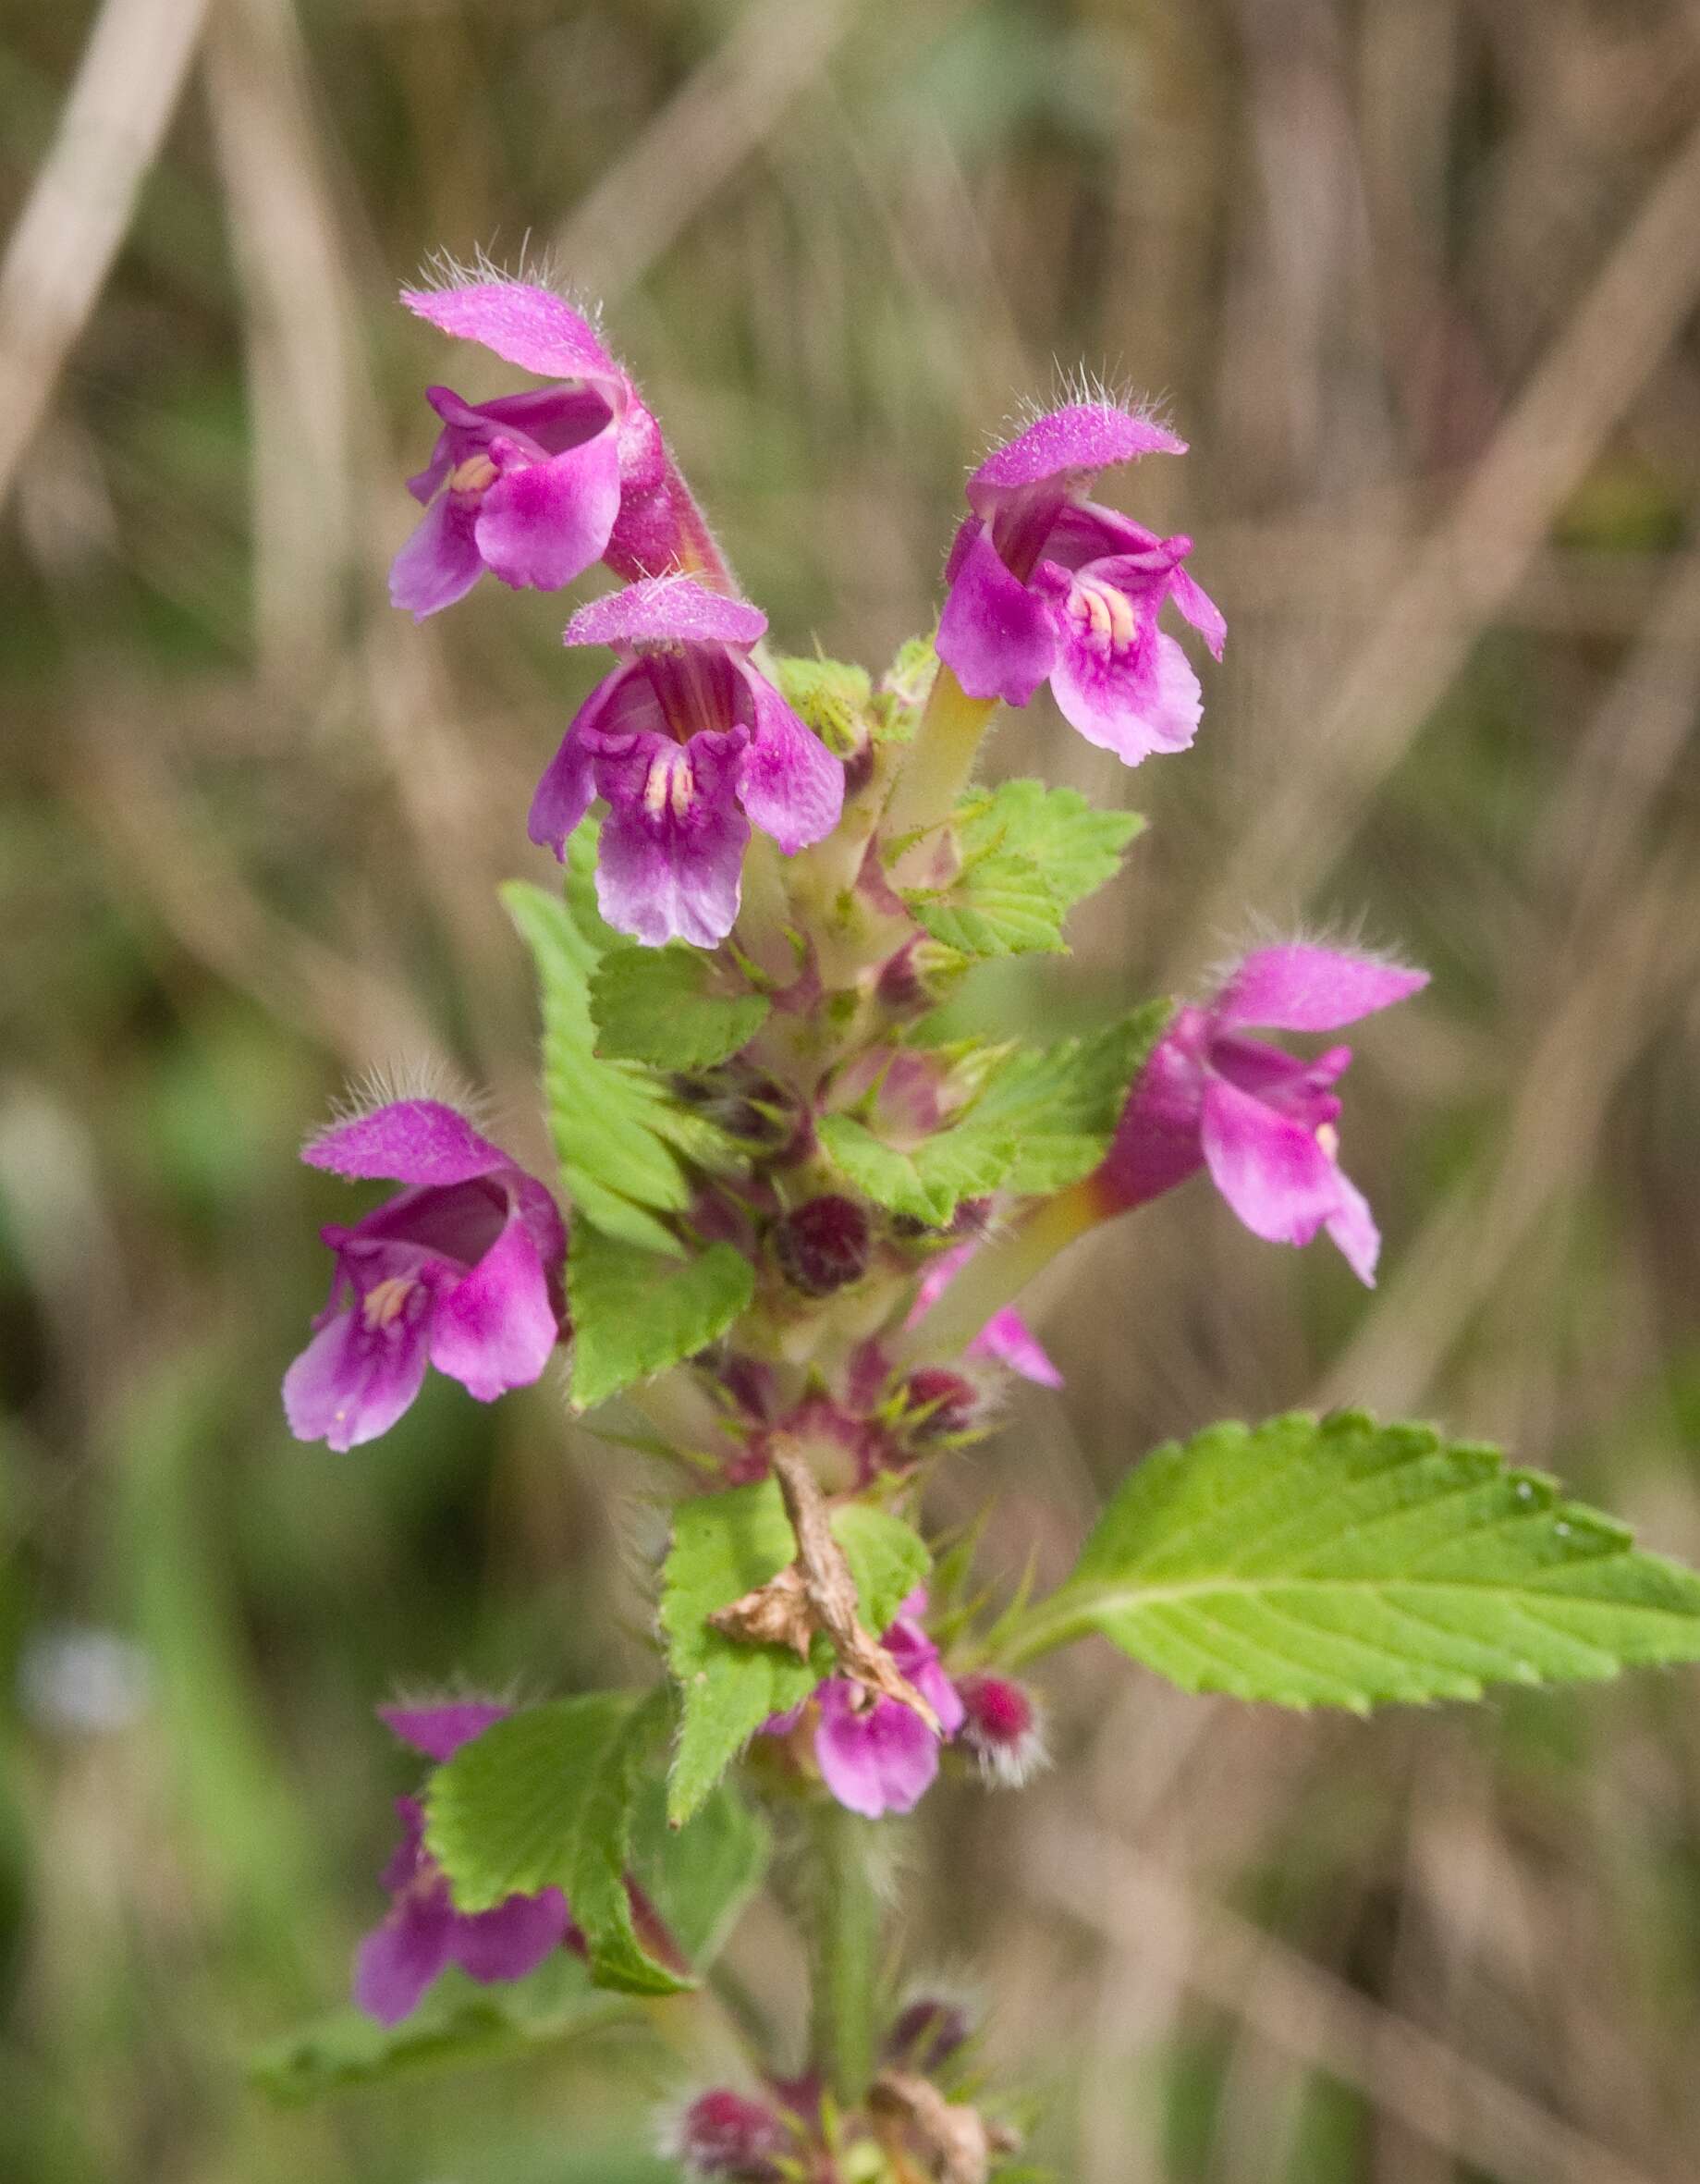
[1095, 944, 1427, 1284]
[811, 1592, 965, 1820]
[909, 1242, 1063, 1389]
[284, 1098, 567, 1452]
[354, 1701, 576, 2026]
[391, 278, 718, 619]
[529, 577, 844, 948]
[936, 400, 1224, 764]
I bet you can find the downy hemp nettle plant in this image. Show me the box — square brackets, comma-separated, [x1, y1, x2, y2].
[263, 270, 1700, 2174]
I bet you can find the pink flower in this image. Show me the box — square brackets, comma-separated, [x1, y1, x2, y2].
[810, 1593, 965, 1820]
[1095, 944, 1427, 1284]
[529, 578, 843, 949]
[391, 279, 717, 619]
[354, 1703, 577, 2026]
[909, 1243, 1063, 1389]
[936, 400, 1224, 765]
[284, 1099, 567, 1451]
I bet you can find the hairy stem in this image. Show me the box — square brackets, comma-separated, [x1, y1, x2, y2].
[808, 1798, 885, 2107]
[881, 664, 997, 872]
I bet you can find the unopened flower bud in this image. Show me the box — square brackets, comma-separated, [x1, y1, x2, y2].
[955, 1674, 1047, 1787]
[884, 1994, 972, 2074]
[670, 2088, 786, 2181]
[773, 1195, 871, 1297]
[876, 938, 931, 1021]
[902, 1368, 979, 1441]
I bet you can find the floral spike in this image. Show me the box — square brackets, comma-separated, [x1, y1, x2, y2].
[262, 269, 1700, 2175]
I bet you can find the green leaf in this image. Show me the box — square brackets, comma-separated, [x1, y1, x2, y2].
[970, 1001, 1172, 1196]
[907, 779, 1143, 959]
[590, 945, 771, 1071]
[1008, 1411, 1700, 1707]
[423, 1692, 688, 1996]
[816, 1002, 1168, 1223]
[659, 1480, 930, 1823]
[504, 869, 737, 1254]
[251, 1955, 639, 2105]
[568, 1221, 755, 1410]
[972, 779, 1143, 903]
[630, 1775, 770, 1969]
[772, 656, 874, 758]
[817, 1110, 1019, 1226]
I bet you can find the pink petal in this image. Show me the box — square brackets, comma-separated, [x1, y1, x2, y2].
[352, 1178, 509, 1270]
[885, 1621, 967, 1737]
[378, 1701, 510, 1761]
[967, 402, 1185, 511]
[304, 1100, 511, 1187]
[402, 281, 623, 392]
[449, 1890, 573, 1984]
[593, 730, 751, 948]
[1198, 1076, 1341, 1249]
[814, 1685, 940, 1819]
[1212, 946, 1429, 1035]
[282, 1306, 431, 1452]
[910, 1244, 971, 1321]
[354, 1896, 455, 2026]
[1170, 563, 1227, 659]
[969, 1306, 1063, 1389]
[428, 1205, 560, 1401]
[388, 493, 483, 620]
[1206, 1032, 1346, 1116]
[566, 574, 766, 653]
[1323, 1164, 1381, 1287]
[936, 521, 1060, 706]
[471, 383, 618, 455]
[528, 729, 601, 863]
[1049, 616, 1201, 766]
[1094, 1021, 1209, 1213]
[474, 433, 620, 592]
[738, 674, 844, 853]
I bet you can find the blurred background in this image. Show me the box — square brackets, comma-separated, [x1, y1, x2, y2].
[5, 0, 1700, 2178]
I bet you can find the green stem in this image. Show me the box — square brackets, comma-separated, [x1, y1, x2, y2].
[732, 831, 800, 988]
[893, 1181, 1100, 1371]
[808, 1798, 885, 2107]
[880, 664, 997, 866]
[997, 1592, 1096, 1671]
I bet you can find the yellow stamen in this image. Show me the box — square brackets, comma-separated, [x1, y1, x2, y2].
[448, 452, 498, 497]
[642, 750, 695, 820]
[1072, 572, 1137, 652]
[361, 1276, 415, 1331]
